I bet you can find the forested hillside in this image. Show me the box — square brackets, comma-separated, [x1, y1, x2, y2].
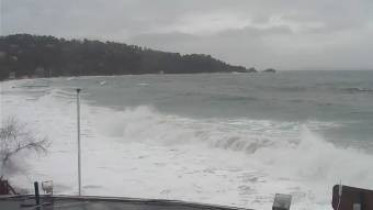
[0, 34, 254, 80]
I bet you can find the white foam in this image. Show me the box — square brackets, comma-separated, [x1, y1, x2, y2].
[1, 79, 373, 210]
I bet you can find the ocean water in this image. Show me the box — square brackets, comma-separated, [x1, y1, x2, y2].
[1, 71, 373, 209]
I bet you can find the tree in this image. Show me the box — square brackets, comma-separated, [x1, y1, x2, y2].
[0, 118, 48, 177]
[0, 34, 253, 79]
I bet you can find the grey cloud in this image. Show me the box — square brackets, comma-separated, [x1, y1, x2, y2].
[2, 0, 373, 70]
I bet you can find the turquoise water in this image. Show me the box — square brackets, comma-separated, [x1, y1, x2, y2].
[30, 70, 373, 149]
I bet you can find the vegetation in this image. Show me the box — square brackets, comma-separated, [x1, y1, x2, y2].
[0, 34, 253, 80]
[0, 118, 48, 177]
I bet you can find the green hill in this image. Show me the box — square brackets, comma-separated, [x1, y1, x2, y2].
[0, 34, 252, 80]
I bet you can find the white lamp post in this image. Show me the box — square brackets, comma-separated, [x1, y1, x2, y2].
[76, 88, 82, 196]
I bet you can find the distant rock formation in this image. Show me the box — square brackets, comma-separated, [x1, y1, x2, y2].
[263, 68, 276, 73]
[247, 67, 258, 73]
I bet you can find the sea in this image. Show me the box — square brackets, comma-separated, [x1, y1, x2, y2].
[1, 70, 373, 210]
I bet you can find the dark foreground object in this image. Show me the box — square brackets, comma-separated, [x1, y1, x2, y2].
[0, 195, 252, 210]
[332, 185, 373, 210]
[0, 179, 17, 195]
[272, 193, 291, 210]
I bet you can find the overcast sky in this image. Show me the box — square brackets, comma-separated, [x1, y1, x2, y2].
[2, 0, 373, 70]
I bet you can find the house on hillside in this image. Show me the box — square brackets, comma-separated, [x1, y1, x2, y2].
[34, 66, 45, 78]
[8, 72, 15, 79]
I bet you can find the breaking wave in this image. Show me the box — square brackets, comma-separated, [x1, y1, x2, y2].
[3, 82, 373, 209]
[340, 87, 373, 93]
[93, 105, 373, 185]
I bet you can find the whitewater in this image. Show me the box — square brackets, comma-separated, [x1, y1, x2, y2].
[1, 71, 373, 210]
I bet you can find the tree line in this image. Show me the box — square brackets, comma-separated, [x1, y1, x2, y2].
[0, 34, 256, 80]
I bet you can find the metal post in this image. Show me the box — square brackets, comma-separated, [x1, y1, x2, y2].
[34, 181, 40, 210]
[76, 88, 82, 196]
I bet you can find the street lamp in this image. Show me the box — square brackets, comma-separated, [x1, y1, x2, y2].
[76, 88, 82, 196]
